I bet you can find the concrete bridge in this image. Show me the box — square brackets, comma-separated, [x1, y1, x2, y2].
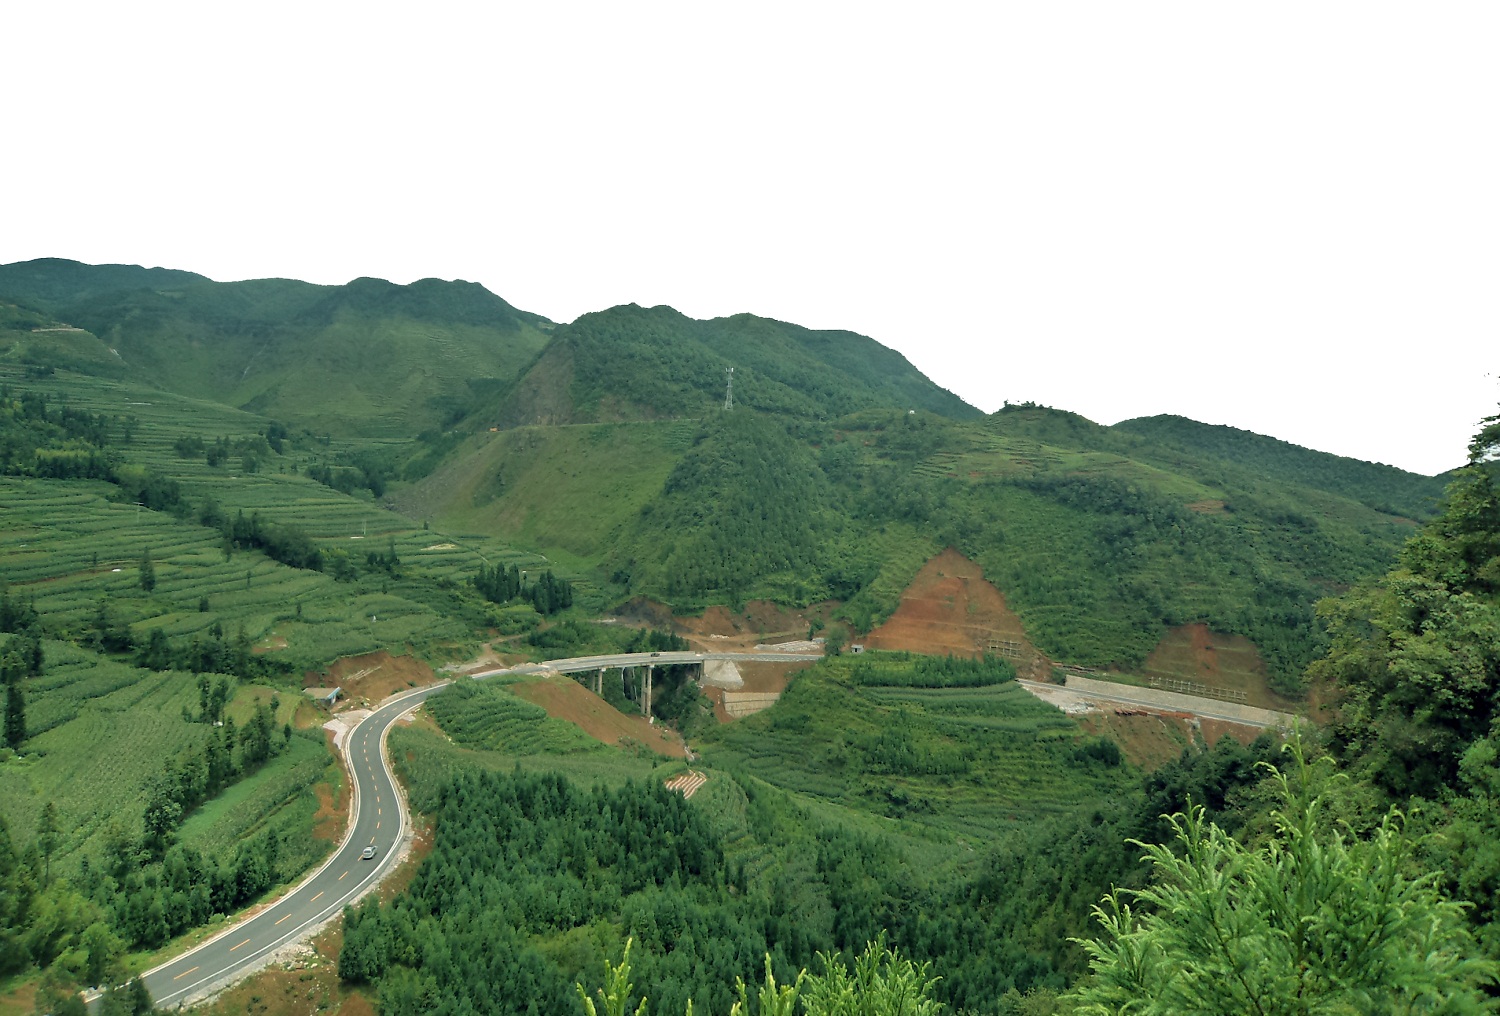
[469, 649, 823, 716]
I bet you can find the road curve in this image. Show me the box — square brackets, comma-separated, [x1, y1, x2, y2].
[139, 683, 449, 1008]
[133, 650, 821, 1007]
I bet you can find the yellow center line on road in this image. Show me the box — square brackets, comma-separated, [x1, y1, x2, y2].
[276, 913, 291, 925]
[311, 891, 324, 902]
[173, 966, 199, 981]
[370, 836, 376, 844]
[229, 938, 251, 952]
[339, 870, 349, 880]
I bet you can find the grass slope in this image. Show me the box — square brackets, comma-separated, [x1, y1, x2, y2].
[1112, 413, 1449, 515]
[392, 420, 696, 564]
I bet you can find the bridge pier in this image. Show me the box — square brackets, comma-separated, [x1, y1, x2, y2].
[594, 668, 604, 695]
[644, 664, 653, 720]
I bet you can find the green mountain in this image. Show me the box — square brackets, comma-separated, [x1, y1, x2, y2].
[0, 259, 554, 437]
[1113, 414, 1448, 516]
[0, 258, 1446, 694]
[3, 259, 1494, 1010]
[402, 398, 1440, 693]
[0, 257, 210, 306]
[489, 303, 980, 427]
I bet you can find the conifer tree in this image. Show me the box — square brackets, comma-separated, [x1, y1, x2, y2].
[3, 673, 23, 751]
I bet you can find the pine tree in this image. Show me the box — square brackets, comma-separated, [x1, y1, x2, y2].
[139, 549, 156, 593]
[36, 801, 57, 887]
[3, 676, 23, 751]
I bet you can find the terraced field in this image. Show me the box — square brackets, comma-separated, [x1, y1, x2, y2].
[0, 477, 480, 664]
[698, 668, 1125, 841]
[0, 365, 559, 664]
[423, 679, 605, 756]
[0, 642, 326, 874]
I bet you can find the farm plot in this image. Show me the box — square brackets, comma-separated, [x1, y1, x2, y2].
[1, 647, 342, 883]
[176, 731, 338, 880]
[0, 656, 205, 865]
[698, 670, 1129, 841]
[425, 679, 604, 756]
[1, 366, 549, 591]
[0, 477, 472, 664]
[863, 684, 1079, 734]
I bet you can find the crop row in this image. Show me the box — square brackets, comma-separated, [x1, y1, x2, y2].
[0, 662, 204, 862]
[177, 733, 333, 856]
[426, 683, 601, 756]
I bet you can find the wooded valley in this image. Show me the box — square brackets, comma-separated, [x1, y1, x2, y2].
[0, 259, 1495, 1014]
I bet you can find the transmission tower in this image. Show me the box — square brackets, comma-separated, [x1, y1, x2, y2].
[723, 367, 734, 411]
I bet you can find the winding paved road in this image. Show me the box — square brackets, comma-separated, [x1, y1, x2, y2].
[140, 683, 448, 1008]
[132, 647, 1293, 1007]
[134, 650, 821, 1007]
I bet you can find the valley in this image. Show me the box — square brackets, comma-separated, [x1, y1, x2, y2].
[1, 259, 1495, 1014]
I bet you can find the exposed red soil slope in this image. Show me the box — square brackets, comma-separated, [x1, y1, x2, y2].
[1077, 712, 1193, 769]
[1134, 623, 1297, 712]
[1078, 711, 1266, 769]
[862, 548, 1054, 680]
[306, 651, 442, 707]
[1198, 717, 1267, 748]
[310, 777, 349, 843]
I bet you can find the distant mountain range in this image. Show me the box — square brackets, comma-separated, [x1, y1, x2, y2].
[0, 257, 1454, 691]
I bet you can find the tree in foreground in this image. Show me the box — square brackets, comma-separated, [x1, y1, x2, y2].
[1067, 747, 1499, 1015]
[578, 937, 942, 1016]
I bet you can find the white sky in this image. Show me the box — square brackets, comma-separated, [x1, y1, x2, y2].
[3, 2, 1496, 475]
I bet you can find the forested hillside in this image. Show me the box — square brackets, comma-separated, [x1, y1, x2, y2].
[349, 660, 1295, 1015]
[489, 303, 980, 427]
[1113, 414, 1448, 518]
[2, 257, 1490, 1013]
[465, 402, 1434, 692]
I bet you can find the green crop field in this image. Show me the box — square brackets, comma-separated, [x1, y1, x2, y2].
[0, 645, 329, 874]
[696, 662, 1129, 842]
[0, 477, 479, 665]
[176, 730, 337, 879]
[389, 722, 668, 817]
[423, 680, 605, 756]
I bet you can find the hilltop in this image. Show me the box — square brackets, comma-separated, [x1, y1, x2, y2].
[490, 303, 980, 427]
[0, 259, 554, 437]
[0, 256, 1450, 695]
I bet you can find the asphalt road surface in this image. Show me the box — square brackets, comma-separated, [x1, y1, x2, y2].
[139, 683, 447, 1008]
[134, 649, 822, 1007]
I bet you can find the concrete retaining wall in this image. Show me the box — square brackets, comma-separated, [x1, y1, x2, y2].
[1063, 674, 1298, 728]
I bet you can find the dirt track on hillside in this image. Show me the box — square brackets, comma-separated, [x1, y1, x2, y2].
[308, 651, 442, 707]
